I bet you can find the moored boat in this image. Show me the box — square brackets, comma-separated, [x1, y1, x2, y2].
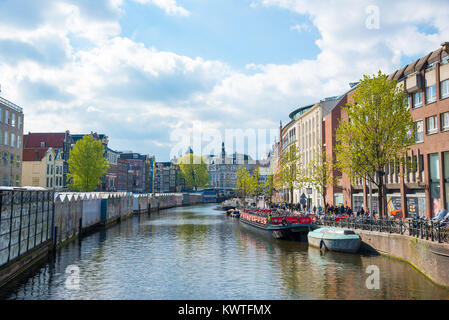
[307, 227, 361, 253]
[239, 209, 317, 240]
[229, 209, 240, 218]
[221, 199, 239, 211]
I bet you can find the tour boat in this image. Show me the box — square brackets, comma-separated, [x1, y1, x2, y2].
[239, 209, 317, 240]
[307, 227, 361, 253]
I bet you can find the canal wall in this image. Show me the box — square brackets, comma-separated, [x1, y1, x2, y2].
[0, 190, 207, 287]
[359, 230, 449, 288]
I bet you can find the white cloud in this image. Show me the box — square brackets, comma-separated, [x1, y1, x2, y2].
[290, 23, 310, 33]
[2, 0, 449, 159]
[133, 0, 190, 16]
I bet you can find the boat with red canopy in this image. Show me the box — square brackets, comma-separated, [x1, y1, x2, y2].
[240, 209, 318, 240]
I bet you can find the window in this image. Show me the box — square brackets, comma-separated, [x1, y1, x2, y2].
[442, 112, 449, 131]
[415, 120, 424, 143]
[5, 110, 9, 125]
[429, 153, 440, 216]
[404, 95, 411, 110]
[2, 152, 8, 166]
[442, 55, 449, 64]
[426, 85, 437, 104]
[11, 113, 15, 127]
[16, 155, 20, 168]
[426, 116, 438, 134]
[441, 79, 449, 99]
[414, 91, 423, 108]
[0, 107, 2, 122]
[17, 116, 21, 129]
[10, 133, 15, 147]
[4, 131, 8, 145]
[47, 165, 49, 175]
[17, 136, 21, 149]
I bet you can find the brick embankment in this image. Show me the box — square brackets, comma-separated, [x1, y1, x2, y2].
[358, 230, 449, 288]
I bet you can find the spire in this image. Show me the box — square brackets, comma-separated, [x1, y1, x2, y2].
[221, 141, 225, 158]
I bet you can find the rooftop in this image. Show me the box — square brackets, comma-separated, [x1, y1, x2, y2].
[0, 96, 23, 113]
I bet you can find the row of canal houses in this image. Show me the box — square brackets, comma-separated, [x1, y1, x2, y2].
[20, 131, 156, 193]
[274, 42, 449, 219]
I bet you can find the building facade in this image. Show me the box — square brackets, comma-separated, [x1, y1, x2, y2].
[22, 147, 64, 190]
[206, 143, 257, 197]
[23, 132, 74, 189]
[105, 148, 120, 192]
[155, 162, 176, 193]
[0, 96, 24, 187]
[324, 43, 449, 218]
[119, 152, 148, 193]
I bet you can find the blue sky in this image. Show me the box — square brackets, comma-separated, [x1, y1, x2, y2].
[0, 0, 448, 161]
[120, 0, 320, 68]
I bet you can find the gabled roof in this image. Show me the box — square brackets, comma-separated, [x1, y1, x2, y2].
[23, 148, 48, 161]
[24, 133, 66, 148]
[388, 43, 449, 80]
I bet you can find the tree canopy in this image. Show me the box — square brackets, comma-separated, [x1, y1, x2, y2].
[306, 148, 338, 205]
[235, 166, 258, 199]
[178, 153, 209, 190]
[67, 135, 109, 192]
[335, 70, 415, 216]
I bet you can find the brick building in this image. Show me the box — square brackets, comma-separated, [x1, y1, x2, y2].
[0, 96, 24, 186]
[324, 42, 449, 218]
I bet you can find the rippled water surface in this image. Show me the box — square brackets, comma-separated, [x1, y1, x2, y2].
[1, 204, 448, 300]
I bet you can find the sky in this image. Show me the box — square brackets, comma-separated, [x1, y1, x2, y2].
[0, 0, 448, 161]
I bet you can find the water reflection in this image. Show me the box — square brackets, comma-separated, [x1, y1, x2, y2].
[1, 204, 448, 300]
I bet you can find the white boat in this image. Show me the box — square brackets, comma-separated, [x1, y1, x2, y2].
[221, 199, 239, 211]
[308, 227, 361, 253]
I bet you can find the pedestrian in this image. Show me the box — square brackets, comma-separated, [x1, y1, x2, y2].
[313, 205, 317, 215]
[318, 204, 322, 215]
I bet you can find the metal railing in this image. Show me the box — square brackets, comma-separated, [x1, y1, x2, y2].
[0, 96, 23, 114]
[316, 215, 449, 244]
[0, 190, 54, 268]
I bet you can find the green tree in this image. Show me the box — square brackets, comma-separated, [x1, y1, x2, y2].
[335, 71, 415, 217]
[261, 174, 274, 203]
[306, 148, 338, 206]
[275, 144, 305, 203]
[178, 153, 209, 190]
[235, 166, 257, 199]
[67, 135, 109, 192]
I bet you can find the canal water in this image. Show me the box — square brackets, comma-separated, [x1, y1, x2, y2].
[1, 204, 448, 300]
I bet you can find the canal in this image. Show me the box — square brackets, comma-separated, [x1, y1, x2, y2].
[1, 204, 448, 300]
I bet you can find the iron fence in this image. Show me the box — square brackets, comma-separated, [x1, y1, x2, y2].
[0, 189, 54, 268]
[316, 215, 449, 244]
